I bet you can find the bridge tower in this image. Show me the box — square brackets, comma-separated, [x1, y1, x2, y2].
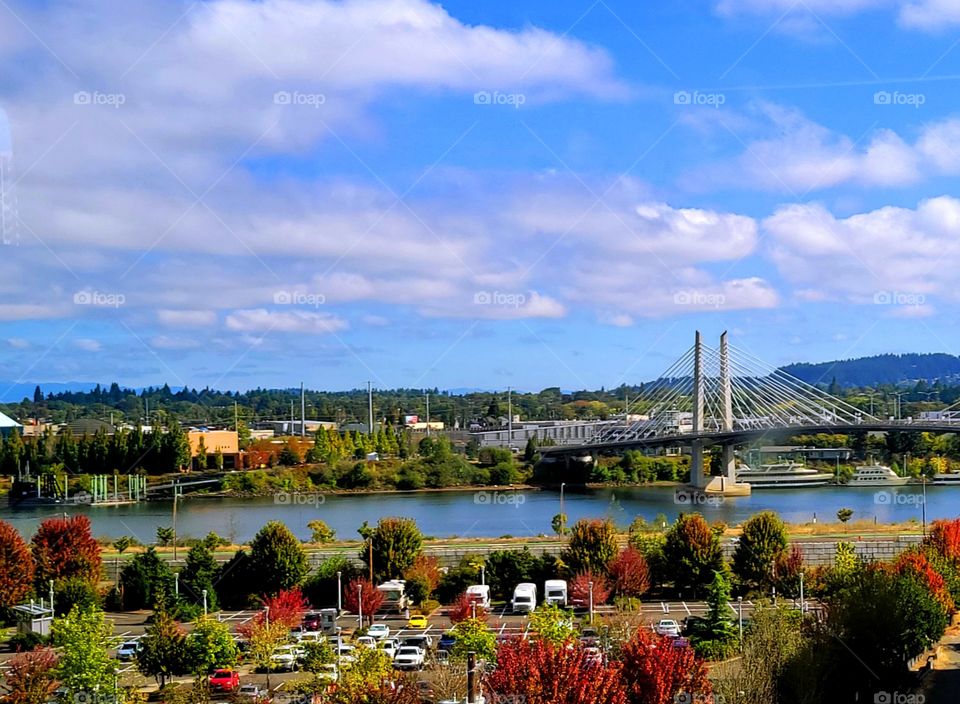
[720, 331, 737, 485]
[690, 331, 706, 489]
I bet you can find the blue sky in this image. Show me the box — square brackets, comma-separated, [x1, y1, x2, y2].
[1, 0, 960, 394]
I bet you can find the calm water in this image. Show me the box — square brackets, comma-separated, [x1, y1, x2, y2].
[1, 485, 955, 543]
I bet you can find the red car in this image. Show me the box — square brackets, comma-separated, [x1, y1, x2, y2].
[209, 669, 241, 691]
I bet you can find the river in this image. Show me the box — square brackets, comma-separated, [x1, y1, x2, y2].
[0, 483, 953, 544]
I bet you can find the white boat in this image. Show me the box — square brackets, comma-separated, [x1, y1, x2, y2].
[933, 473, 960, 485]
[847, 464, 910, 487]
[735, 462, 834, 488]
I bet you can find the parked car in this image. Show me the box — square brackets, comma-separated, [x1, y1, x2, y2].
[116, 640, 140, 662]
[379, 638, 399, 659]
[654, 619, 681, 638]
[302, 611, 322, 631]
[437, 632, 456, 652]
[209, 669, 241, 692]
[355, 636, 377, 649]
[402, 634, 433, 651]
[407, 614, 429, 629]
[335, 643, 357, 664]
[316, 663, 338, 682]
[238, 684, 264, 700]
[368, 623, 391, 640]
[393, 645, 425, 670]
[270, 644, 304, 672]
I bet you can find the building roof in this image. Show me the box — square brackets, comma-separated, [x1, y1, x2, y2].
[0, 411, 21, 428]
[63, 418, 116, 435]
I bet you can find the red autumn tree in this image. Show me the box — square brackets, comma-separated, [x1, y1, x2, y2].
[448, 592, 488, 624]
[924, 519, 960, 562]
[237, 587, 309, 637]
[485, 638, 627, 704]
[30, 515, 101, 589]
[1, 647, 59, 704]
[0, 521, 35, 611]
[609, 547, 650, 598]
[343, 578, 384, 625]
[894, 549, 954, 612]
[569, 570, 612, 607]
[619, 628, 711, 704]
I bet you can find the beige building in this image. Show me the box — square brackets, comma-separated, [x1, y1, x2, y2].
[187, 430, 239, 469]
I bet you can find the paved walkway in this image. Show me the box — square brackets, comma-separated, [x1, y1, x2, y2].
[921, 624, 960, 703]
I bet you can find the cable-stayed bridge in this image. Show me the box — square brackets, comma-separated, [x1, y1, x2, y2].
[541, 331, 960, 492]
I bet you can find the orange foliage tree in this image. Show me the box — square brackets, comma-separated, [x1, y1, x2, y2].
[569, 570, 611, 607]
[894, 549, 955, 613]
[30, 515, 101, 590]
[343, 578, 384, 625]
[924, 519, 960, 562]
[485, 638, 627, 704]
[448, 592, 487, 624]
[0, 520, 34, 611]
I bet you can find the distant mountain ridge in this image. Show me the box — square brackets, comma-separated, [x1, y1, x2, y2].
[781, 353, 960, 388]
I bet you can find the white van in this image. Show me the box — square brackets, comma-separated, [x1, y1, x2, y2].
[544, 579, 568, 606]
[511, 582, 537, 613]
[465, 584, 491, 609]
[376, 580, 409, 613]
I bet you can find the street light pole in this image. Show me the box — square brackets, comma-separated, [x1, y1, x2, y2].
[358, 583, 363, 627]
[337, 571, 342, 613]
[560, 482, 566, 533]
[799, 572, 804, 613]
[480, 565, 485, 586]
[202, 589, 208, 616]
[737, 596, 743, 642]
[588, 581, 594, 625]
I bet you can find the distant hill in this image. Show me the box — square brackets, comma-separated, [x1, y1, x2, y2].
[781, 353, 960, 388]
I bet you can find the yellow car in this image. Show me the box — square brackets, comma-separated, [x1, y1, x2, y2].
[406, 614, 429, 629]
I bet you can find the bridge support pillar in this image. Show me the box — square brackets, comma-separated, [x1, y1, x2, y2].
[722, 443, 736, 482]
[690, 440, 706, 489]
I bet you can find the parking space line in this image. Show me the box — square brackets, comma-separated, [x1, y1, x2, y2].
[661, 602, 668, 613]
[682, 601, 691, 616]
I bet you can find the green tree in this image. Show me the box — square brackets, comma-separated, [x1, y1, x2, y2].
[248, 521, 308, 595]
[360, 517, 423, 583]
[732, 511, 788, 591]
[307, 519, 336, 544]
[184, 616, 238, 675]
[119, 547, 176, 610]
[529, 603, 576, 646]
[562, 518, 618, 575]
[50, 606, 117, 701]
[551, 513, 568, 537]
[485, 548, 538, 600]
[156, 527, 174, 547]
[137, 605, 187, 687]
[662, 513, 724, 596]
[450, 617, 496, 662]
[179, 541, 220, 611]
[836, 508, 854, 527]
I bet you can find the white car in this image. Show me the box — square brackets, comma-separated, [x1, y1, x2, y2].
[654, 619, 681, 637]
[336, 643, 357, 664]
[367, 623, 391, 640]
[316, 663, 338, 682]
[393, 645, 425, 670]
[355, 636, 377, 649]
[270, 644, 304, 671]
[379, 638, 399, 659]
[238, 685, 264, 700]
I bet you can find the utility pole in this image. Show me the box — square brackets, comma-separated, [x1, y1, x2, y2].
[234, 401, 238, 432]
[367, 381, 374, 435]
[426, 392, 430, 437]
[300, 382, 306, 438]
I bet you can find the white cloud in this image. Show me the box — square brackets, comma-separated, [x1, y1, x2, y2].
[157, 310, 217, 328]
[74, 338, 103, 352]
[715, 0, 960, 31]
[225, 308, 349, 334]
[150, 335, 202, 350]
[6, 338, 31, 349]
[765, 195, 960, 304]
[689, 105, 960, 193]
